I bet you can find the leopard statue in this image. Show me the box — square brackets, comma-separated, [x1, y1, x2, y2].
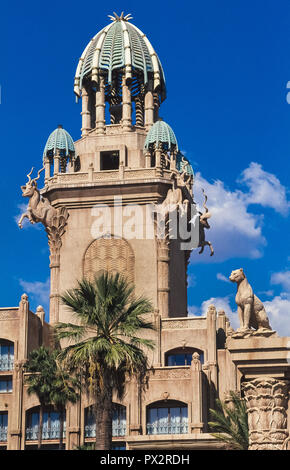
[229, 268, 275, 338]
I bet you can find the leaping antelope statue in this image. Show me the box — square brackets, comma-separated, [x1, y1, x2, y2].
[18, 167, 57, 229]
[198, 189, 214, 256]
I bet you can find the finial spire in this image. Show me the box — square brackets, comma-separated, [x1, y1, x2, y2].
[108, 12, 133, 22]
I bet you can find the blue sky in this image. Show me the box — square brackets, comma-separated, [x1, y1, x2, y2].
[1, 0, 290, 334]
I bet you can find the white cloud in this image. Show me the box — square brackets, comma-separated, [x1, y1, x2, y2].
[216, 273, 231, 283]
[18, 278, 50, 312]
[188, 296, 239, 330]
[270, 271, 290, 291]
[264, 293, 290, 337]
[191, 162, 289, 262]
[239, 162, 290, 216]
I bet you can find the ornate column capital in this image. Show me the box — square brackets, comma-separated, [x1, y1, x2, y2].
[243, 376, 289, 450]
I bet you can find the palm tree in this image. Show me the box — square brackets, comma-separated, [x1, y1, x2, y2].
[24, 346, 56, 450]
[55, 272, 155, 450]
[49, 359, 80, 449]
[208, 390, 249, 450]
[25, 346, 79, 450]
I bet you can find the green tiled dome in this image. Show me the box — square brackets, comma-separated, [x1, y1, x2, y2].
[74, 13, 166, 101]
[144, 120, 178, 151]
[43, 125, 75, 160]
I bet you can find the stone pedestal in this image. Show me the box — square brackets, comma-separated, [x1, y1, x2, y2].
[227, 336, 290, 450]
[243, 377, 289, 450]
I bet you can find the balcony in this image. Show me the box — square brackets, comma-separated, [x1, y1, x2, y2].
[0, 428, 7, 442]
[26, 425, 66, 441]
[146, 423, 188, 435]
[84, 404, 126, 438]
[85, 422, 126, 438]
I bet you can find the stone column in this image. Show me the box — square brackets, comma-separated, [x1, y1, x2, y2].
[243, 377, 289, 450]
[8, 360, 25, 450]
[49, 251, 60, 325]
[18, 294, 29, 360]
[206, 305, 218, 405]
[67, 402, 81, 450]
[81, 87, 91, 136]
[157, 239, 170, 318]
[144, 91, 154, 131]
[44, 157, 50, 183]
[46, 207, 69, 325]
[54, 150, 60, 175]
[144, 151, 151, 168]
[190, 352, 204, 433]
[129, 378, 142, 436]
[155, 144, 163, 177]
[95, 77, 105, 135]
[122, 76, 132, 132]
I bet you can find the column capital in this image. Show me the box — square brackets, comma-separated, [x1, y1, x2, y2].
[243, 376, 289, 450]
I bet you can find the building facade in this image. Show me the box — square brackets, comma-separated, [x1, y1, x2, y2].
[1, 13, 290, 451]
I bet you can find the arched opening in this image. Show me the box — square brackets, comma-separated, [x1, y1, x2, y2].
[165, 347, 204, 366]
[0, 339, 14, 371]
[146, 400, 188, 435]
[25, 406, 66, 442]
[84, 403, 127, 438]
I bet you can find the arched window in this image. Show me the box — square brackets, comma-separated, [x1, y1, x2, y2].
[84, 404, 126, 438]
[26, 407, 66, 441]
[147, 400, 188, 435]
[0, 413, 8, 442]
[83, 237, 135, 283]
[165, 347, 204, 366]
[0, 340, 14, 371]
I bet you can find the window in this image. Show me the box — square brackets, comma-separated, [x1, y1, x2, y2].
[0, 413, 8, 442]
[26, 408, 66, 441]
[100, 151, 119, 170]
[111, 443, 126, 450]
[165, 348, 204, 366]
[0, 378, 12, 393]
[147, 401, 188, 435]
[0, 341, 14, 371]
[85, 404, 126, 438]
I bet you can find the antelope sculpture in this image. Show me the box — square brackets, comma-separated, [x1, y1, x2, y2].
[18, 167, 57, 229]
[198, 189, 214, 256]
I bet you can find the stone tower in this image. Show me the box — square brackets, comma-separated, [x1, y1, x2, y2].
[41, 12, 196, 327]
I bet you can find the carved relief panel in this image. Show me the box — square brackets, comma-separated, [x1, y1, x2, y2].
[83, 236, 135, 283]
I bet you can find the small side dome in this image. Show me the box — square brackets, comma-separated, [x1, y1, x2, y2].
[43, 125, 75, 161]
[176, 151, 194, 177]
[144, 120, 178, 151]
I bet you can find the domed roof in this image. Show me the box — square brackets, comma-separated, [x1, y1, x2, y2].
[43, 125, 75, 160]
[74, 12, 166, 101]
[144, 120, 178, 151]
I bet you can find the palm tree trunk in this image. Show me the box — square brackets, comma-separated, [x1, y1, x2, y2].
[95, 384, 113, 450]
[59, 408, 64, 450]
[38, 406, 43, 450]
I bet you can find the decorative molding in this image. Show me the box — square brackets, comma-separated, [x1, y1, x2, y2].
[149, 368, 191, 380]
[0, 310, 19, 320]
[162, 319, 206, 330]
